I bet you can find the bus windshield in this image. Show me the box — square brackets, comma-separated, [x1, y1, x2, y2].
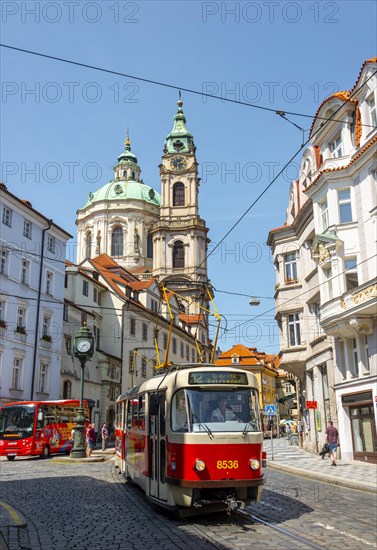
[171, 389, 260, 433]
[0, 405, 36, 439]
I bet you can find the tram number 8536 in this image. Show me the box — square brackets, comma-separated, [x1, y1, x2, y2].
[217, 460, 239, 469]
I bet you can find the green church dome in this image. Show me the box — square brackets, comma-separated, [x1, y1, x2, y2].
[81, 179, 161, 209]
[79, 132, 161, 211]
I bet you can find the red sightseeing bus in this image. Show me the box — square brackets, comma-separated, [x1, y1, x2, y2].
[0, 399, 89, 460]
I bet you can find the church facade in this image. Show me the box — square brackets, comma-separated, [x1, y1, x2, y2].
[60, 100, 212, 430]
[76, 99, 209, 315]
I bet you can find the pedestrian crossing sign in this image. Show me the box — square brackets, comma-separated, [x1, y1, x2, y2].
[265, 405, 276, 416]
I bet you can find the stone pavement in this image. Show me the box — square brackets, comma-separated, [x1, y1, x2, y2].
[263, 436, 377, 494]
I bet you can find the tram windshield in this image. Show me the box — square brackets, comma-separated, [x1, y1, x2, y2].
[171, 389, 261, 433]
[0, 405, 36, 439]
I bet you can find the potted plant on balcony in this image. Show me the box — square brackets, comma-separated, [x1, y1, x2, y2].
[0, 319, 7, 329]
[16, 325, 26, 334]
[285, 277, 298, 285]
[41, 334, 52, 342]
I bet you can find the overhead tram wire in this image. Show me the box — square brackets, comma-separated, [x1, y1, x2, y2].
[2, 253, 375, 325]
[222, 253, 377, 336]
[2, 44, 376, 336]
[0, 44, 376, 130]
[189, 68, 377, 278]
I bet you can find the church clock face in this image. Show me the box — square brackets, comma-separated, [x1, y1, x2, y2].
[169, 156, 187, 172]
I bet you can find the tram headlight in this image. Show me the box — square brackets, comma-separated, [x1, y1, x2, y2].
[194, 459, 206, 472]
[249, 459, 260, 470]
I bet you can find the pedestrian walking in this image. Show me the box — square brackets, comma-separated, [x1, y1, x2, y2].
[101, 422, 109, 451]
[86, 423, 96, 457]
[70, 425, 76, 452]
[325, 420, 339, 466]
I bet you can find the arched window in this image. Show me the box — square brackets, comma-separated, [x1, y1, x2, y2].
[111, 226, 123, 257]
[63, 380, 71, 399]
[173, 240, 184, 268]
[173, 182, 185, 206]
[147, 232, 153, 258]
[85, 232, 92, 259]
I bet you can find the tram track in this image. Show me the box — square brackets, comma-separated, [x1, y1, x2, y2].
[234, 508, 326, 549]
[110, 464, 375, 550]
[111, 464, 326, 549]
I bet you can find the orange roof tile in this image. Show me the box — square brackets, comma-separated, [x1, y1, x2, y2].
[269, 223, 289, 233]
[309, 58, 377, 138]
[179, 314, 204, 324]
[92, 254, 119, 269]
[350, 57, 377, 94]
[215, 344, 279, 371]
[129, 266, 152, 275]
[129, 279, 156, 290]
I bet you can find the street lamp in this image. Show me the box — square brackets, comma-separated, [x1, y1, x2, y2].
[71, 323, 94, 459]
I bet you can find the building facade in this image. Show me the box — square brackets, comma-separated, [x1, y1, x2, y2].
[0, 183, 72, 405]
[306, 58, 377, 462]
[268, 58, 377, 461]
[267, 161, 337, 453]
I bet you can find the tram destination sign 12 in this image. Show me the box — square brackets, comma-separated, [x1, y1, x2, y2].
[189, 372, 248, 385]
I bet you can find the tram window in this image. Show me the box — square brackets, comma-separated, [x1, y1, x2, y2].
[149, 394, 159, 416]
[126, 400, 132, 429]
[138, 395, 145, 431]
[171, 389, 261, 433]
[132, 399, 138, 429]
[172, 390, 189, 432]
[160, 440, 166, 484]
[159, 394, 166, 437]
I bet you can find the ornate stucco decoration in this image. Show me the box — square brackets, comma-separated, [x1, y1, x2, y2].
[311, 230, 343, 266]
[319, 243, 330, 263]
[349, 317, 374, 335]
[352, 283, 377, 305]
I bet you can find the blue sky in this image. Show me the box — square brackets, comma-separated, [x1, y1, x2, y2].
[1, 0, 376, 353]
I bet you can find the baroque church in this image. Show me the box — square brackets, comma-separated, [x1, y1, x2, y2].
[76, 98, 210, 314]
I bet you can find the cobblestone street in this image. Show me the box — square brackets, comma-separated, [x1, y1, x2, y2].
[1, 456, 376, 549]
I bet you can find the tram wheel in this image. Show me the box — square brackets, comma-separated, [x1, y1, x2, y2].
[6, 455, 16, 461]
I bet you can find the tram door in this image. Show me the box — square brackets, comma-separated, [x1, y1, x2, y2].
[149, 392, 167, 501]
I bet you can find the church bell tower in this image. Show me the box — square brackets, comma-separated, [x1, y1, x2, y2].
[151, 98, 209, 314]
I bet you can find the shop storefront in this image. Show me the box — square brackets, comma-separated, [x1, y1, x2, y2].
[342, 391, 377, 463]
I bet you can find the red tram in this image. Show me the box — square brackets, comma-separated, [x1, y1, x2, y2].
[115, 364, 266, 514]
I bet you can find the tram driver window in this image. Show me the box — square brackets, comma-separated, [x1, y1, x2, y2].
[172, 390, 189, 432]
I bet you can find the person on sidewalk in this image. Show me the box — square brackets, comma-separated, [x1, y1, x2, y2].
[325, 420, 339, 466]
[101, 423, 109, 451]
[86, 424, 96, 457]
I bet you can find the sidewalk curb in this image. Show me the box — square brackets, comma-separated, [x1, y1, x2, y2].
[267, 462, 377, 494]
[51, 456, 105, 464]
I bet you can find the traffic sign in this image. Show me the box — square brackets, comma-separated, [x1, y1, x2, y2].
[265, 404, 276, 416]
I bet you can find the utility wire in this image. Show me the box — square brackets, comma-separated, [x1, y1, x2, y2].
[223, 254, 377, 335]
[1, 44, 376, 129]
[190, 68, 377, 276]
[1, 43, 376, 341]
